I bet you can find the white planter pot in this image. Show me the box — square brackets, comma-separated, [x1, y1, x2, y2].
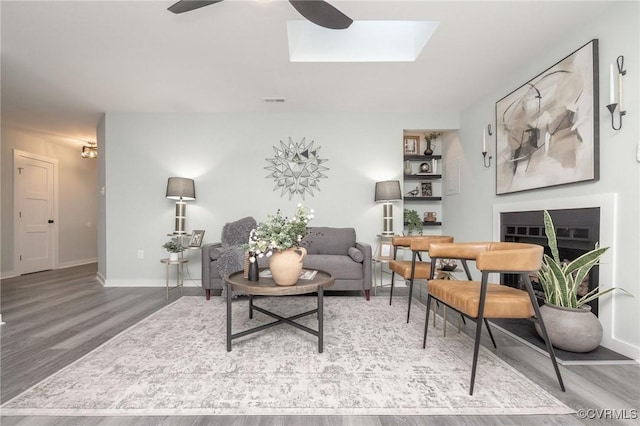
[169, 252, 180, 261]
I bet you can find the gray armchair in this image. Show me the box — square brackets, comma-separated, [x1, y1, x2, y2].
[201, 216, 256, 300]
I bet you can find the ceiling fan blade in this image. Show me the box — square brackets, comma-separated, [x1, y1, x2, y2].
[168, 0, 223, 14]
[289, 0, 353, 30]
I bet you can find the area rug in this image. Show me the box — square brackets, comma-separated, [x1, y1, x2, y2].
[1, 296, 573, 416]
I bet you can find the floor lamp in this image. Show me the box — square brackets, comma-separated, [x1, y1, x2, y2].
[166, 177, 196, 235]
[375, 180, 402, 236]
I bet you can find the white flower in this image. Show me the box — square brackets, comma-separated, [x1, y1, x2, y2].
[258, 253, 264, 258]
[249, 256, 256, 263]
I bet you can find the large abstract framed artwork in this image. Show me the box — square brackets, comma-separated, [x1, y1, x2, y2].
[495, 39, 599, 195]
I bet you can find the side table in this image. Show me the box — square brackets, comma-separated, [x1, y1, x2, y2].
[160, 258, 188, 300]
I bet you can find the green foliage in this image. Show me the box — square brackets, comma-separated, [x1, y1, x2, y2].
[247, 204, 314, 259]
[162, 238, 184, 253]
[537, 210, 631, 308]
[403, 209, 423, 235]
[424, 132, 442, 143]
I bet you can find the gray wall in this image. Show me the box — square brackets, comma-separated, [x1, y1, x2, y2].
[98, 112, 459, 286]
[1, 127, 98, 276]
[441, 3, 639, 358]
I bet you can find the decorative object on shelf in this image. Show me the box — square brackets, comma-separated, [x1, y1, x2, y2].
[81, 141, 98, 159]
[405, 186, 419, 197]
[606, 55, 626, 130]
[536, 210, 632, 352]
[424, 211, 437, 222]
[420, 182, 432, 197]
[374, 180, 402, 236]
[163, 237, 185, 261]
[403, 135, 420, 155]
[496, 39, 598, 195]
[419, 162, 431, 173]
[404, 160, 413, 175]
[265, 137, 329, 200]
[423, 132, 441, 155]
[403, 209, 423, 235]
[482, 125, 492, 168]
[268, 247, 307, 286]
[166, 177, 196, 234]
[188, 230, 205, 247]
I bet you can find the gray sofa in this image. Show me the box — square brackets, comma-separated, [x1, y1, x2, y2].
[201, 221, 373, 300]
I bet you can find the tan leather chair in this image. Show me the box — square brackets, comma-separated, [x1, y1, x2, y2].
[388, 235, 454, 323]
[423, 242, 565, 395]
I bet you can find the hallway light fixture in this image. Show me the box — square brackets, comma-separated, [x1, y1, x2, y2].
[81, 142, 98, 158]
[375, 180, 402, 236]
[166, 177, 196, 235]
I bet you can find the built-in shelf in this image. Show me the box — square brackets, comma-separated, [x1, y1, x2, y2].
[404, 196, 442, 202]
[404, 221, 442, 227]
[404, 174, 442, 180]
[404, 155, 442, 161]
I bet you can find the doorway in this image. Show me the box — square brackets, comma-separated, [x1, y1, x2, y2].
[13, 150, 59, 275]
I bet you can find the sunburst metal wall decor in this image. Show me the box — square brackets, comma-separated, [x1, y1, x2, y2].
[265, 137, 329, 200]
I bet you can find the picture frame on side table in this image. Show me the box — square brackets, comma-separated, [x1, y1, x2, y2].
[378, 241, 393, 259]
[188, 230, 205, 247]
[403, 136, 420, 155]
[495, 39, 599, 194]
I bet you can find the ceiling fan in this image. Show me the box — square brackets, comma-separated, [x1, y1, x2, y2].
[168, 0, 353, 30]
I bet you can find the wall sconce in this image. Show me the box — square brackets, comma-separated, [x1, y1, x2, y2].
[482, 125, 492, 168]
[607, 55, 626, 130]
[81, 142, 98, 158]
[374, 180, 402, 236]
[166, 177, 196, 234]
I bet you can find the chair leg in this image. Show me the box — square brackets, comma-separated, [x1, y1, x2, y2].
[423, 294, 433, 348]
[406, 278, 414, 323]
[483, 318, 497, 349]
[522, 274, 565, 392]
[389, 271, 396, 305]
[469, 314, 484, 395]
[205, 289, 211, 300]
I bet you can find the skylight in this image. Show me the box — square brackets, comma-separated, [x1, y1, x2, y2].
[287, 20, 439, 63]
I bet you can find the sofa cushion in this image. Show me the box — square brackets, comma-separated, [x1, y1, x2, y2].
[348, 247, 364, 263]
[303, 255, 363, 280]
[302, 227, 356, 255]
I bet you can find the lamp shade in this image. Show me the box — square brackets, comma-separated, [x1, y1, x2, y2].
[166, 177, 196, 200]
[374, 180, 402, 202]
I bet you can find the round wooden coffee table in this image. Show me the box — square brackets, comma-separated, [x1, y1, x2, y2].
[224, 269, 334, 353]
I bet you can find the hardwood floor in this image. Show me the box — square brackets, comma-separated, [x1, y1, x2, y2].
[1, 265, 639, 425]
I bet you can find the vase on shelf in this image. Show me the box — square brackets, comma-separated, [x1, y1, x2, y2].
[268, 247, 307, 286]
[169, 252, 180, 261]
[424, 143, 434, 155]
[404, 160, 412, 175]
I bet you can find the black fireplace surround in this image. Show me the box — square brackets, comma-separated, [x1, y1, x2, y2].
[500, 207, 601, 316]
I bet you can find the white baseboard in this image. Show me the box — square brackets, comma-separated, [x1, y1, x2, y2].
[1, 270, 18, 279]
[0, 314, 5, 325]
[58, 258, 98, 269]
[103, 278, 201, 288]
[607, 337, 640, 362]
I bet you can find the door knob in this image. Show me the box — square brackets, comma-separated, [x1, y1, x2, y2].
[48, 219, 54, 224]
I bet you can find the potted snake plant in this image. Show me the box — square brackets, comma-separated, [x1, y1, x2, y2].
[535, 210, 631, 352]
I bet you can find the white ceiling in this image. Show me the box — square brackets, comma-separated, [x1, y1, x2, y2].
[1, 0, 615, 144]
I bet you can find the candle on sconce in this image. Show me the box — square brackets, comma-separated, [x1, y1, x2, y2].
[609, 63, 615, 105]
[482, 128, 487, 153]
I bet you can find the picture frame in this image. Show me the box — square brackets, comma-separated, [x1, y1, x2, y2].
[403, 136, 420, 155]
[377, 241, 393, 259]
[495, 39, 599, 195]
[420, 182, 433, 197]
[188, 230, 205, 247]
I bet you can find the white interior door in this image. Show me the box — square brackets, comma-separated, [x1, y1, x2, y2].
[14, 150, 58, 274]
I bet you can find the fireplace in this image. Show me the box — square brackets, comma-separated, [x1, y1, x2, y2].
[500, 207, 600, 316]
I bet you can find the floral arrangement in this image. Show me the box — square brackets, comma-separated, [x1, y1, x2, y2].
[424, 131, 442, 143]
[247, 204, 314, 262]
